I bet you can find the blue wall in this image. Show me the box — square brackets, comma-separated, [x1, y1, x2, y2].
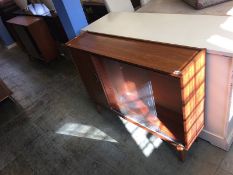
[52, 0, 88, 40]
[0, 17, 14, 46]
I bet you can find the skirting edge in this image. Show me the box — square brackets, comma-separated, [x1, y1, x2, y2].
[199, 129, 232, 151]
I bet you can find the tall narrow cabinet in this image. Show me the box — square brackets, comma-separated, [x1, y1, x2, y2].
[7, 16, 58, 62]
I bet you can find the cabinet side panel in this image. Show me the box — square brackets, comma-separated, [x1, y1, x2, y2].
[13, 25, 40, 58]
[28, 19, 58, 61]
[182, 50, 206, 148]
[70, 49, 108, 107]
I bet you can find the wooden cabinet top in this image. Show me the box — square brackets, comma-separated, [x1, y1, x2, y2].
[67, 32, 203, 75]
[7, 16, 41, 26]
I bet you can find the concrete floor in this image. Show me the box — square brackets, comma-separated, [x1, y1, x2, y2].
[0, 46, 233, 175]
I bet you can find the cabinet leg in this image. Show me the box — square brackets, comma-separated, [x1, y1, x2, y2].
[176, 144, 186, 161]
[179, 150, 186, 162]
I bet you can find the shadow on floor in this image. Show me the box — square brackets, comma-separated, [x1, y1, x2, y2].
[0, 98, 24, 127]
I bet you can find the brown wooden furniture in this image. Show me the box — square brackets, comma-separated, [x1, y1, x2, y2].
[14, 3, 68, 43]
[0, 79, 12, 102]
[67, 32, 206, 160]
[7, 16, 58, 62]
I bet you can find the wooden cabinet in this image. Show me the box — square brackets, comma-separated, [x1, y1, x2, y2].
[67, 32, 206, 160]
[0, 79, 12, 102]
[14, 3, 68, 43]
[7, 16, 58, 62]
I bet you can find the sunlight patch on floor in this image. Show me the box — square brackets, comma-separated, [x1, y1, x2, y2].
[120, 117, 163, 157]
[56, 123, 118, 143]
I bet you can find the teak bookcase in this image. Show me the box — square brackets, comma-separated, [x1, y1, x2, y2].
[7, 16, 58, 62]
[67, 32, 206, 160]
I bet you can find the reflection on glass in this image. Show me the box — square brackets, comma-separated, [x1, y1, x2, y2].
[98, 51, 205, 146]
[112, 79, 176, 142]
[120, 117, 163, 157]
[99, 60, 178, 143]
[28, 3, 50, 16]
[117, 81, 158, 130]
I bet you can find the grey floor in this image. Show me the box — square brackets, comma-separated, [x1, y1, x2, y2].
[0, 46, 233, 175]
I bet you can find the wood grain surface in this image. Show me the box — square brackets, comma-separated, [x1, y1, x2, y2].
[67, 32, 200, 75]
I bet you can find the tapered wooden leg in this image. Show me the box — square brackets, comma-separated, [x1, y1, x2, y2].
[176, 144, 186, 161]
[179, 150, 186, 162]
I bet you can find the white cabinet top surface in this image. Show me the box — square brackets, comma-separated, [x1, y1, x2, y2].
[83, 12, 233, 57]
